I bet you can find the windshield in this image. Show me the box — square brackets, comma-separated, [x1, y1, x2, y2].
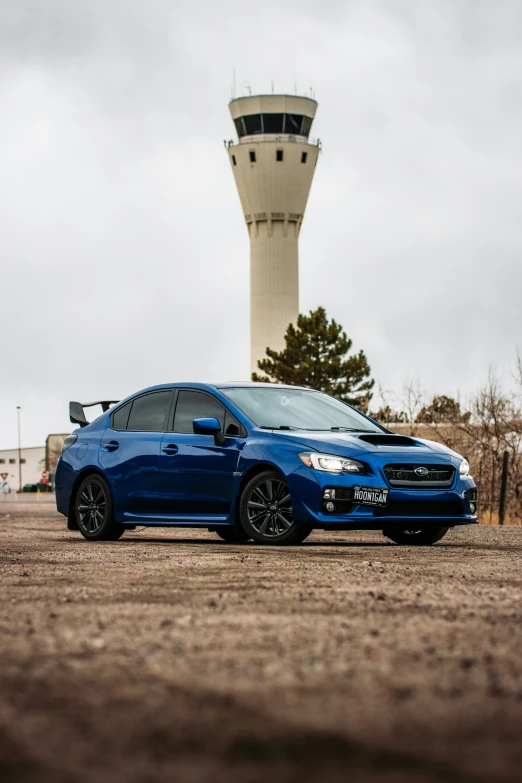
[222, 387, 382, 432]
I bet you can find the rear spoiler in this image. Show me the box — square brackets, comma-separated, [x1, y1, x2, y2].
[69, 400, 119, 428]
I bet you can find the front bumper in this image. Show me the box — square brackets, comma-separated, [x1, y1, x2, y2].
[287, 465, 478, 529]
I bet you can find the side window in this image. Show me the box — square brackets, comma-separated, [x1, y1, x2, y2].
[224, 411, 243, 437]
[173, 391, 225, 433]
[112, 401, 132, 431]
[126, 391, 171, 432]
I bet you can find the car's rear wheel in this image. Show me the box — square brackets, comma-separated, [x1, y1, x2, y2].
[75, 474, 125, 541]
[239, 470, 312, 546]
[212, 526, 251, 543]
[383, 526, 449, 545]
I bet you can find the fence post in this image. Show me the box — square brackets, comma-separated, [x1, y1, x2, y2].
[498, 450, 509, 526]
[489, 457, 496, 523]
[477, 458, 483, 516]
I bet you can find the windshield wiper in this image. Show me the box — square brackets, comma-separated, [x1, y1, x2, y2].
[330, 427, 375, 432]
[260, 425, 302, 430]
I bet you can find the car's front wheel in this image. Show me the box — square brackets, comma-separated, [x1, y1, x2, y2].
[75, 474, 125, 541]
[383, 526, 449, 545]
[239, 470, 312, 546]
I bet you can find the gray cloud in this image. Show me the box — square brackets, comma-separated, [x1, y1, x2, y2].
[1, 0, 521, 446]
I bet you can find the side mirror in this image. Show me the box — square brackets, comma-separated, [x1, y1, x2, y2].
[192, 417, 225, 446]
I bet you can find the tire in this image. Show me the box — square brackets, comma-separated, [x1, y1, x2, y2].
[239, 470, 312, 546]
[75, 474, 125, 542]
[383, 526, 449, 546]
[213, 526, 251, 543]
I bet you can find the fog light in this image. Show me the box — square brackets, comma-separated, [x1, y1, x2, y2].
[325, 501, 335, 512]
[323, 489, 336, 499]
[469, 502, 476, 514]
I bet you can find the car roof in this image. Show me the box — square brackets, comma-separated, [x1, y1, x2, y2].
[128, 382, 310, 393]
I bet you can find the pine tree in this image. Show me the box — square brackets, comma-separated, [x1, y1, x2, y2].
[252, 307, 374, 410]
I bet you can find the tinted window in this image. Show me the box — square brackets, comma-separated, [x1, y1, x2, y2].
[262, 113, 284, 133]
[173, 391, 225, 433]
[243, 113, 263, 135]
[234, 117, 245, 137]
[234, 113, 312, 138]
[224, 411, 243, 437]
[112, 401, 132, 430]
[127, 392, 171, 432]
[300, 116, 312, 137]
[285, 113, 303, 134]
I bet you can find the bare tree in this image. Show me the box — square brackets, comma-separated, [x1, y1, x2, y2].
[400, 380, 424, 436]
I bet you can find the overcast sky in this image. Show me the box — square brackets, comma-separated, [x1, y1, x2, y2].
[1, 0, 521, 448]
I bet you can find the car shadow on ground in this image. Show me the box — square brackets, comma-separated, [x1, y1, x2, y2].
[63, 535, 522, 556]
[66, 534, 463, 549]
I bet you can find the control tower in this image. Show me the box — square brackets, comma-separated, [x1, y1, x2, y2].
[226, 94, 320, 376]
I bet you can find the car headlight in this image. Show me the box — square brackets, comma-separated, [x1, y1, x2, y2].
[299, 452, 364, 474]
[459, 458, 470, 476]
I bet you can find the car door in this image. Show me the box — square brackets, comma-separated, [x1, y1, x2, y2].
[159, 389, 243, 520]
[99, 390, 173, 521]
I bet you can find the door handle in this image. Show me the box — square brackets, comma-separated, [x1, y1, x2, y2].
[103, 440, 119, 452]
[162, 444, 178, 455]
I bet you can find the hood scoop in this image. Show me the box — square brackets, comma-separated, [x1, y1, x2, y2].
[357, 434, 419, 447]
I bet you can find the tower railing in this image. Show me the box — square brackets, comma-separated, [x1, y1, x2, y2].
[224, 135, 321, 150]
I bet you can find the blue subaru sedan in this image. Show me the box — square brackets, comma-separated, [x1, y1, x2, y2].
[55, 383, 478, 546]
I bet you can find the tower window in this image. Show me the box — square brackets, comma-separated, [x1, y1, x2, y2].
[249, 150, 256, 163]
[276, 150, 283, 162]
[232, 155, 237, 166]
[243, 114, 263, 135]
[301, 152, 308, 163]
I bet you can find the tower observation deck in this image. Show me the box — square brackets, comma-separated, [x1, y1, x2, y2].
[226, 94, 320, 376]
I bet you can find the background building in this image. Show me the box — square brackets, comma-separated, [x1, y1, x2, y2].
[0, 433, 69, 492]
[0, 446, 45, 492]
[226, 94, 320, 375]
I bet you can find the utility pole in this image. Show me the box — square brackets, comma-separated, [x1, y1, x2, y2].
[17, 406, 22, 493]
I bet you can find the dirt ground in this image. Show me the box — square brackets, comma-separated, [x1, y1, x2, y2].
[1, 505, 521, 783]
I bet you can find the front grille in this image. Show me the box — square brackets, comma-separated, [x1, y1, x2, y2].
[374, 500, 463, 517]
[384, 464, 455, 487]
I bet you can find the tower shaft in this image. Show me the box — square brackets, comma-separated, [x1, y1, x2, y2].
[250, 221, 298, 376]
[226, 94, 320, 377]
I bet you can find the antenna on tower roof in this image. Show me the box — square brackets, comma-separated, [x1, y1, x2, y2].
[242, 82, 251, 96]
[271, 78, 274, 94]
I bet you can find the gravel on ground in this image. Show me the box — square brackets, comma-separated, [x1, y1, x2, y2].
[1, 505, 521, 783]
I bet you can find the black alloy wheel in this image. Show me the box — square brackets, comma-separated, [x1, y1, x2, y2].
[239, 470, 312, 545]
[75, 474, 125, 541]
[383, 526, 449, 546]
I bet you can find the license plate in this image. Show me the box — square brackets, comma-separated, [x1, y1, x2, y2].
[353, 486, 389, 507]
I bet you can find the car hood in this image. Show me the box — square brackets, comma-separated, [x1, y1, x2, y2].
[272, 431, 460, 462]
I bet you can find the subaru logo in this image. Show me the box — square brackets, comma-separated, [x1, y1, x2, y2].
[414, 466, 429, 477]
